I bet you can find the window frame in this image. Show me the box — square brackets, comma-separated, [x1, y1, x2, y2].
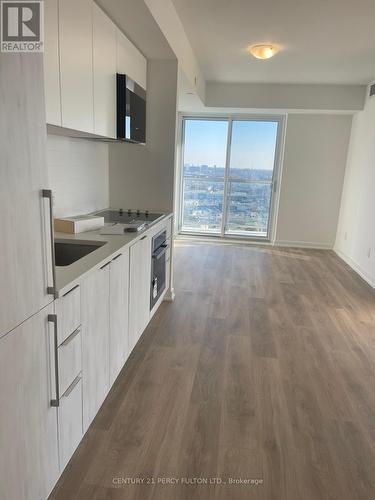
[177, 113, 286, 242]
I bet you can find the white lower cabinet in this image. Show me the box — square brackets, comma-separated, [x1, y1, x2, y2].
[58, 327, 82, 399]
[54, 287, 84, 474]
[129, 235, 152, 351]
[109, 249, 130, 385]
[0, 304, 59, 500]
[58, 374, 83, 471]
[55, 284, 81, 346]
[81, 263, 110, 431]
[0, 223, 169, 499]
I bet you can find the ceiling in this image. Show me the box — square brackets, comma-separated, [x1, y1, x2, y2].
[98, 0, 175, 59]
[172, 0, 375, 85]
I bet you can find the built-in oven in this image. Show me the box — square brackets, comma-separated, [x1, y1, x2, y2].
[150, 229, 168, 310]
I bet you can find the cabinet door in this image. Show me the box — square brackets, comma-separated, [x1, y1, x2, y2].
[116, 28, 147, 90]
[44, 0, 61, 125]
[93, 3, 117, 138]
[110, 249, 130, 385]
[81, 265, 110, 431]
[0, 52, 53, 339]
[0, 304, 59, 500]
[129, 235, 151, 351]
[59, 0, 94, 133]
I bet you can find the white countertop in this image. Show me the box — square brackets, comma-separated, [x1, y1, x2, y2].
[54, 213, 173, 296]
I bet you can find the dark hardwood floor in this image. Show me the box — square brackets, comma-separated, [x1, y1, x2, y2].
[49, 241, 375, 500]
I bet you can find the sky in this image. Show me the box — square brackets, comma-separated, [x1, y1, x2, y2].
[183, 119, 278, 170]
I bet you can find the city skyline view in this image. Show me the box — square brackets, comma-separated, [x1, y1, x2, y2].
[181, 119, 278, 236]
[183, 119, 278, 170]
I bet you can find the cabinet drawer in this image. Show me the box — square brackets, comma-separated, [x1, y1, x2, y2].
[58, 328, 82, 396]
[55, 285, 81, 345]
[58, 375, 83, 472]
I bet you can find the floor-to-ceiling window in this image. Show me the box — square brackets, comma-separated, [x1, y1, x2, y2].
[179, 116, 283, 239]
[180, 119, 228, 233]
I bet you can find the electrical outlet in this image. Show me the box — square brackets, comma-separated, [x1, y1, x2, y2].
[367, 248, 371, 258]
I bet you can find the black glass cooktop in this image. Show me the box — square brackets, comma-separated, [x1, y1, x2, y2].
[97, 209, 164, 224]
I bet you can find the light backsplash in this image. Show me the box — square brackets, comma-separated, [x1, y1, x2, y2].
[47, 134, 109, 218]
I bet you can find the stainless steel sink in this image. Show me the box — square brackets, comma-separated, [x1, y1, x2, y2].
[54, 240, 106, 266]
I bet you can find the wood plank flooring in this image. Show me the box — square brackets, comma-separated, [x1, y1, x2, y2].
[49, 241, 375, 500]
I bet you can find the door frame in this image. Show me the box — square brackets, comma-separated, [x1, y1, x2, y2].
[177, 113, 287, 242]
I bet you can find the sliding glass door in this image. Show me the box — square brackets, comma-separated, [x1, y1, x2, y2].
[180, 119, 228, 233]
[180, 116, 282, 239]
[225, 120, 278, 237]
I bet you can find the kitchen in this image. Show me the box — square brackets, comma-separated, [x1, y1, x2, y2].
[0, 0, 177, 498]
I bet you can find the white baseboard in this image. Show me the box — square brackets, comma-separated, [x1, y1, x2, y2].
[164, 287, 175, 302]
[177, 235, 332, 250]
[274, 239, 332, 250]
[334, 248, 375, 289]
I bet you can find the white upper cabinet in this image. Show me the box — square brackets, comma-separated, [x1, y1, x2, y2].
[44, 0, 61, 125]
[43, 0, 147, 135]
[93, 3, 117, 138]
[117, 28, 147, 90]
[59, 0, 94, 133]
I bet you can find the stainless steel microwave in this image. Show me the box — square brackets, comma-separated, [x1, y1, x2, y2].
[116, 73, 146, 144]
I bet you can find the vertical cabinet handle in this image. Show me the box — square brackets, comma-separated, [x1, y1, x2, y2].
[42, 189, 57, 298]
[48, 314, 59, 407]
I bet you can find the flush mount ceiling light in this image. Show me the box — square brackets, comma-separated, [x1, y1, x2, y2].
[248, 44, 278, 60]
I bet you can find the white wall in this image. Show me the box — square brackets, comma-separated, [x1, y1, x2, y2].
[47, 134, 109, 217]
[144, 0, 205, 101]
[275, 114, 352, 248]
[335, 87, 375, 287]
[109, 59, 178, 212]
[206, 82, 366, 112]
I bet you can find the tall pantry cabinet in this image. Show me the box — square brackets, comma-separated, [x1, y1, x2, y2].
[0, 53, 55, 338]
[0, 52, 58, 500]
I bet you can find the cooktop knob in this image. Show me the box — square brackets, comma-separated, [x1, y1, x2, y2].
[136, 209, 140, 216]
[127, 209, 132, 215]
